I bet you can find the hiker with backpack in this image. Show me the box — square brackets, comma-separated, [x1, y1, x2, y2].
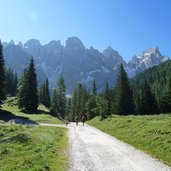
[81, 115, 86, 126]
[75, 115, 79, 126]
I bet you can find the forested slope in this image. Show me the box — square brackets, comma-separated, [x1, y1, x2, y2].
[131, 60, 171, 101]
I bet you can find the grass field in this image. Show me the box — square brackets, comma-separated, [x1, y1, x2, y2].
[0, 124, 68, 171]
[87, 114, 171, 166]
[0, 98, 68, 170]
[0, 97, 63, 124]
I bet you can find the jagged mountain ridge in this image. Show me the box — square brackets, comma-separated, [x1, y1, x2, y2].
[3, 37, 169, 93]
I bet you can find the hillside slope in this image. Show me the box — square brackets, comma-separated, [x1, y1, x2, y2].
[131, 60, 171, 100]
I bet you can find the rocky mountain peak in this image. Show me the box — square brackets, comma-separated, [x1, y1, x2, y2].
[24, 39, 41, 48]
[3, 37, 170, 93]
[17, 41, 23, 48]
[9, 40, 15, 45]
[103, 46, 125, 64]
[65, 37, 85, 50]
[142, 46, 161, 59]
[2, 41, 8, 48]
[46, 40, 62, 49]
[128, 55, 139, 64]
[103, 46, 119, 57]
[131, 54, 138, 60]
[127, 46, 169, 77]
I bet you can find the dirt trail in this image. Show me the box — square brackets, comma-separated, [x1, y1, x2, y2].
[18, 121, 171, 171]
[68, 122, 171, 171]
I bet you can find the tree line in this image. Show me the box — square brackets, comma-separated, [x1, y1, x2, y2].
[0, 40, 171, 119]
[0, 43, 18, 101]
[69, 63, 171, 120]
[0, 40, 66, 115]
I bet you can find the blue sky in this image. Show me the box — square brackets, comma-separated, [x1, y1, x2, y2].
[0, 0, 171, 61]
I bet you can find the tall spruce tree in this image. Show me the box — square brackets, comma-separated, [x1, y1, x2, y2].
[45, 78, 51, 108]
[26, 58, 38, 112]
[78, 84, 89, 116]
[55, 76, 66, 118]
[5, 68, 18, 96]
[50, 89, 58, 115]
[103, 82, 112, 115]
[94, 96, 108, 120]
[85, 96, 97, 119]
[160, 77, 171, 113]
[92, 79, 97, 95]
[17, 69, 28, 109]
[39, 78, 51, 108]
[0, 40, 6, 104]
[137, 81, 158, 114]
[17, 58, 38, 112]
[69, 83, 89, 121]
[14, 73, 18, 96]
[66, 98, 72, 119]
[39, 84, 44, 104]
[85, 80, 98, 119]
[114, 64, 134, 115]
[70, 88, 79, 121]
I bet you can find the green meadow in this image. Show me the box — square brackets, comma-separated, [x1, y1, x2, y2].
[0, 98, 68, 171]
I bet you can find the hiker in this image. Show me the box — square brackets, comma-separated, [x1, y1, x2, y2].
[65, 116, 68, 126]
[82, 115, 85, 126]
[75, 115, 79, 126]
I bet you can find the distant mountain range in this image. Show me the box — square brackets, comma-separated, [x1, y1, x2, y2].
[2, 37, 169, 93]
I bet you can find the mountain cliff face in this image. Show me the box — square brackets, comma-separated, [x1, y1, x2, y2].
[127, 47, 169, 76]
[3, 37, 169, 92]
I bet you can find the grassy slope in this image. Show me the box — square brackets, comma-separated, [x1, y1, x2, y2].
[87, 114, 171, 166]
[0, 98, 63, 124]
[0, 98, 68, 170]
[0, 124, 68, 171]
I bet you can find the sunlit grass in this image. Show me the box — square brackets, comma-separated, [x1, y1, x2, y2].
[0, 124, 68, 171]
[1, 97, 63, 124]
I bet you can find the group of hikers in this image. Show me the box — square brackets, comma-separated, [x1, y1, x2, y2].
[65, 115, 86, 126]
[75, 115, 86, 126]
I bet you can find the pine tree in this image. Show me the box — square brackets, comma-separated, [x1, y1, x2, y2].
[94, 96, 108, 120]
[44, 78, 51, 108]
[0, 40, 6, 104]
[103, 82, 112, 115]
[39, 84, 44, 104]
[17, 58, 38, 112]
[55, 76, 66, 118]
[114, 64, 134, 115]
[137, 81, 158, 114]
[50, 89, 58, 115]
[39, 78, 51, 108]
[160, 77, 171, 113]
[84, 79, 98, 119]
[17, 69, 28, 109]
[69, 83, 89, 121]
[26, 58, 38, 112]
[5, 68, 18, 96]
[13, 73, 18, 96]
[92, 79, 97, 95]
[77, 84, 89, 116]
[85, 96, 97, 119]
[66, 98, 72, 119]
[70, 88, 79, 121]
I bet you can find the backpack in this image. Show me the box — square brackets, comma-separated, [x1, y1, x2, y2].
[82, 116, 85, 122]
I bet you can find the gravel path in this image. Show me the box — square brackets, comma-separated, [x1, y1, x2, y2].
[68, 122, 171, 171]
